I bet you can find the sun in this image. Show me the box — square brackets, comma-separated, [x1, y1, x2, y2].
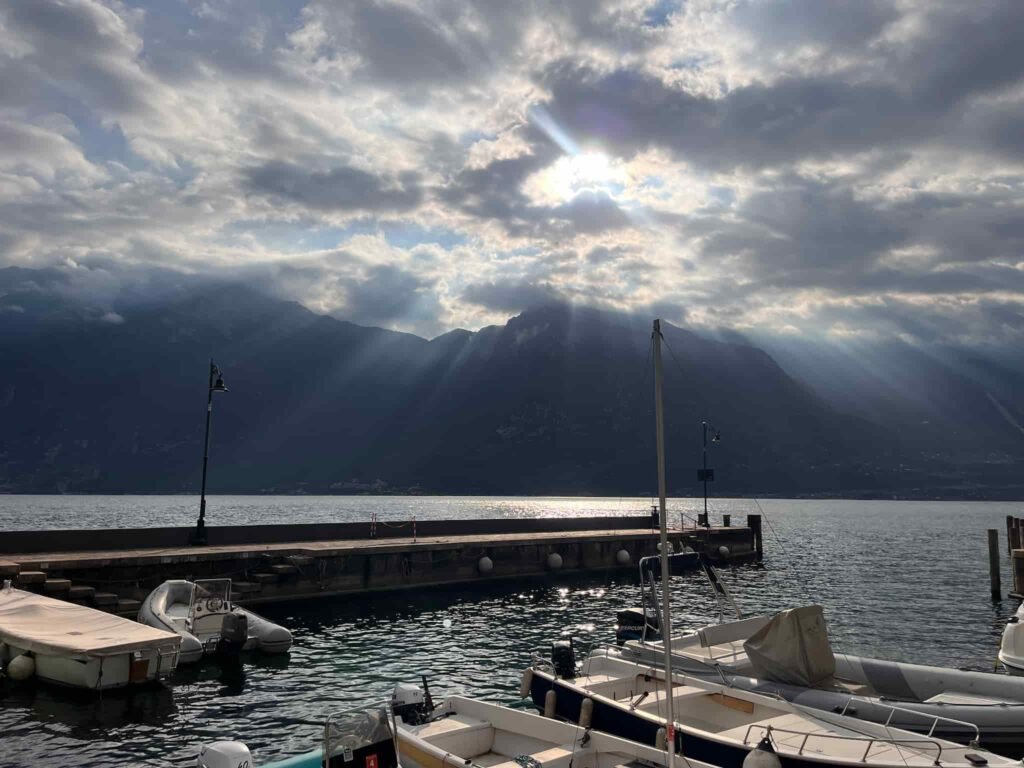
[522, 150, 625, 206]
[549, 152, 618, 201]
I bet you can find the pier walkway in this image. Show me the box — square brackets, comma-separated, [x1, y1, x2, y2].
[0, 516, 761, 614]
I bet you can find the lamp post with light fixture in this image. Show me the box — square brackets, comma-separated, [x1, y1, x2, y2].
[697, 421, 720, 528]
[193, 360, 228, 545]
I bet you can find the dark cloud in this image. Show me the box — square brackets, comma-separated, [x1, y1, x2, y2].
[342, 264, 442, 331]
[461, 280, 564, 313]
[732, 0, 898, 51]
[0, 0, 155, 116]
[244, 161, 423, 212]
[538, 2, 1024, 170]
[699, 178, 908, 282]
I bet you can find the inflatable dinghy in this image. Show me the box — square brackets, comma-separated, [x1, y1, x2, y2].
[138, 578, 291, 664]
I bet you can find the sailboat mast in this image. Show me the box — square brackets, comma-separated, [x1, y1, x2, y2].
[652, 319, 677, 766]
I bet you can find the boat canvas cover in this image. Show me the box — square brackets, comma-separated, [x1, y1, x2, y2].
[743, 604, 835, 686]
[0, 588, 181, 657]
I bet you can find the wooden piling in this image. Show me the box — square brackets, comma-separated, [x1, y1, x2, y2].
[1014, 518, 1024, 553]
[1008, 516, 1016, 555]
[1013, 549, 1024, 599]
[988, 529, 1002, 599]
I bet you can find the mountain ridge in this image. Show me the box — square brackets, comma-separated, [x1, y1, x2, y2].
[2, 268, 1023, 498]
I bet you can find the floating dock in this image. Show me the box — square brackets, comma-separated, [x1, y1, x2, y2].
[0, 515, 761, 615]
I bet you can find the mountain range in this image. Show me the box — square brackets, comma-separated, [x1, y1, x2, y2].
[2, 267, 1023, 498]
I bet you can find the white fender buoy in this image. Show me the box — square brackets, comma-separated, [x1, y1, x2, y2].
[547, 553, 563, 570]
[520, 669, 534, 699]
[579, 698, 594, 728]
[615, 549, 631, 565]
[8, 653, 34, 681]
[478, 556, 493, 574]
[718, 545, 730, 558]
[544, 689, 557, 718]
[743, 736, 781, 768]
[655, 727, 667, 751]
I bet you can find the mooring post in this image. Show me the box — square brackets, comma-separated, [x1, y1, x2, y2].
[1013, 550, 1024, 598]
[988, 529, 1002, 600]
[747, 513, 762, 559]
[1012, 518, 1022, 553]
[1008, 516, 1015, 555]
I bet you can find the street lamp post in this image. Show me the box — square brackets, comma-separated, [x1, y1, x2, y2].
[193, 359, 228, 545]
[697, 421, 720, 528]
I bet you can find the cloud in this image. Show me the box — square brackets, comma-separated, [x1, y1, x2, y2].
[244, 161, 423, 212]
[0, 0, 1023, 348]
[462, 280, 565, 313]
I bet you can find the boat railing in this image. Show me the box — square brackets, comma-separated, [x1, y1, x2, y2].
[839, 697, 981, 745]
[743, 723, 945, 765]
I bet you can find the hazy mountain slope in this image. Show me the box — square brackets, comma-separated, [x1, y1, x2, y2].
[2, 269, 1022, 497]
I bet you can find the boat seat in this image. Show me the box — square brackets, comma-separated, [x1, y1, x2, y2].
[166, 603, 190, 619]
[696, 616, 771, 648]
[483, 746, 574, 768]
[419, 715, 495, 758]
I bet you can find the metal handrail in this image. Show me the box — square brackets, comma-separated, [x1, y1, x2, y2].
[840, 697, 981, 744]
[742, 724, 945, 765]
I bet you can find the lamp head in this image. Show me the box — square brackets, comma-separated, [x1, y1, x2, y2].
[212, 372, 228, 393]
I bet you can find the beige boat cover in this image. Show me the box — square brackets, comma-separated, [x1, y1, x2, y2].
[0, 587, 181, 657]
[743, 604, 835, 686]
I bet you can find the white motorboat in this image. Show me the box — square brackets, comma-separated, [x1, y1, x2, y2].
[139, 578, 291, 664]
[998, 602, 1024, 676]
[621, 596, 1024, 753]
[197, 684, 728, 768]
[525, 651, 1020, 768]
[0, 583, 180, 690]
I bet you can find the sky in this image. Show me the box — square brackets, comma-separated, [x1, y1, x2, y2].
[1, 0, 1023, 345]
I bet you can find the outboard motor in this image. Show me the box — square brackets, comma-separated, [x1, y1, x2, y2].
[197, 741, 253, 768]
[551, 638, 577, 679]
[391, 680, 433, 725]
[216, 612, 248, 658]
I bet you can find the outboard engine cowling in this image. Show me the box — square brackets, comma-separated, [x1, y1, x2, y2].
[391, 682, 432, 725]
[197, 741, 253, 768]
[216, 612, 248, 657]
[551, 639, 576, 679]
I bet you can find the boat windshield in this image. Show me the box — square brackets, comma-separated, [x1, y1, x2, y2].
[323, 706, 397, 768]
[192, 579, 233, 614]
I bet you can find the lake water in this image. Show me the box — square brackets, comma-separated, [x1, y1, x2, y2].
[0, 495, 1021, 767]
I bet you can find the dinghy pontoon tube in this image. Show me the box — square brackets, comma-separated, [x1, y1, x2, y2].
[139, 579, 291, 664]
[0, 584, 180, 690]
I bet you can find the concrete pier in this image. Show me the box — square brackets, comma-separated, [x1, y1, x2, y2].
[0, 516, 758, 614]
